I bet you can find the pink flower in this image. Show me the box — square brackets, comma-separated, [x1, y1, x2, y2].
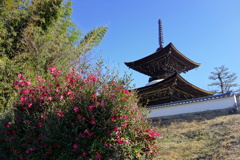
[55, 88, 60, 92]
[150, 132, 160, 137]
[122, 89, 130, 95]
[26, 148, 36, 153]
[36, 76, 46, 82]
[96, 153, 102, 159]
[90, 119, 96, 125]
[73, 144, 78, 149]
[20, 89, 29, 95]
[74, 107, 79, 112]
[53, 73, 59, 77]
[56, 110, 64, 117]
[41, 115, 48, 120]
[115, 85, 121, 90]
[47, 96, 53, 101]
[151, 145, 158, 148]
[92, 92, 97, 98]
[57, 69, 62, 73]
[25, 80, 32, 85]
[86, 74, 99, 83]
[37, 76, 41, 81]
[110, 117, 115, 122]
[100, 102, 104, 107]
[76, 114, 81, 119]
[123, 123, 128, 127]
[88, 132, 94, 137]
[13, 82, 19, 89]
[28, 103, 32, 108]
[57, 113, 64, 117]
[122, 98, 127, 101]
[113, 127, 119, 131]
[20, 76, 26, 80]
[49, 66, 56, 74]
[20, 96, 28, 103]
[38, 122, 44, 127]
[146, 129, 161, 139]
[117, 138, 123, 144]
[88, 105, 94, 112]
[122, 115, 128, 120]
[17, 74, 22, 78]
[17, 80, 23, 86]
[40, 96, 44, 101]
[82, 152, 88, 157]
[4, 122, 11, 128]
[66, 90, 73, 95]
[81, 130, 94, 138]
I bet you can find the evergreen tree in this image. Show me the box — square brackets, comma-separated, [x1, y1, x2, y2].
[208, 65, 239, 94]
[0, 0, 107, 111]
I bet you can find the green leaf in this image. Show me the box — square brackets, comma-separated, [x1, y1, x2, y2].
[133, 148, 144, 153]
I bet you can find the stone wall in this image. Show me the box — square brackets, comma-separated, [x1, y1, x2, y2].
[150, 107, 237, 125]
[148, 92, 237, 118]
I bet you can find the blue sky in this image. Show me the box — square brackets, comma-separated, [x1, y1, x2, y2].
[71, 0, 240, 91]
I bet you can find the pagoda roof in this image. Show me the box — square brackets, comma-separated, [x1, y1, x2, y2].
[136, 73, 212, 106]
[125, 43, 200, 77]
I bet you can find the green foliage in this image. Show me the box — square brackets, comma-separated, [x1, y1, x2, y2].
[0, 0, 30, 59]
[77, 27, 107, 55]
[0, 66, 159, 159]
[0, 0, 107, 111]
[208, 65, 239, 94]
[0, 56, 19, 110]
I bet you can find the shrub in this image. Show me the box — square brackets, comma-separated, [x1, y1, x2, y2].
[0, 66, 160, 159]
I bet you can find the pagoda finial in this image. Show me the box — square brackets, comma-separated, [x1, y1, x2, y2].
[158, 19, 164, 50]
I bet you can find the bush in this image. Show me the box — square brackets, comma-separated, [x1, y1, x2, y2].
[0, 66, 160, 159]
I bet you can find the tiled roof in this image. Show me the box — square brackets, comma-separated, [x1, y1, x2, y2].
[147, 91, 234, 109]
[124, 43, 200, 77]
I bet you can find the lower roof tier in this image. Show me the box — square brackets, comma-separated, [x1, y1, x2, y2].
[135, 73, 212, 106]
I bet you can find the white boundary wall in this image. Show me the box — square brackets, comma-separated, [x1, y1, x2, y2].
[148, 95, 237, 118]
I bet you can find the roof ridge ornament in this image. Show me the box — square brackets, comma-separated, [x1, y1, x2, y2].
[157, 19, 164, 51]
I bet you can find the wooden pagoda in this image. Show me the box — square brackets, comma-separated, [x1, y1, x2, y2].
[125, 19, 212, 106]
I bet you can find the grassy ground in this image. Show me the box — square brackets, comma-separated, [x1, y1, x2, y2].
[153, 113, 240, 160]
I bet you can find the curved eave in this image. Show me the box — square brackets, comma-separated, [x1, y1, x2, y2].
[124, 43, 200, 76]
[136, 73, 212, 96]
[169, 43, 200, 68]
[174, 74, 212, 96]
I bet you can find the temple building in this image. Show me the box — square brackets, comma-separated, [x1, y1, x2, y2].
[125, 19, 212, 106]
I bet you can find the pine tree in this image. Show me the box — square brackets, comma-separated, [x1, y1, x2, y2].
[0, 0, 107, 111]
[208, 65, 238, 94]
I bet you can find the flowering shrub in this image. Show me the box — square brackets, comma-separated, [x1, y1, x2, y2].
[0, 67, 160, 159]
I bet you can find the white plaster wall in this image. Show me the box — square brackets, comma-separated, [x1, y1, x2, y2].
[148, 96, 237, 118]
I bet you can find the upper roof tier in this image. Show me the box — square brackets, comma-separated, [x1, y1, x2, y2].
[124, 43, 200, 77]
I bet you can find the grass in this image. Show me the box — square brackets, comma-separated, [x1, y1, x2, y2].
[153, 113, 240, 160]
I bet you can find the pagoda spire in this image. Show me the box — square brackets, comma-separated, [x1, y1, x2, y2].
[158, 19, 164, 50]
